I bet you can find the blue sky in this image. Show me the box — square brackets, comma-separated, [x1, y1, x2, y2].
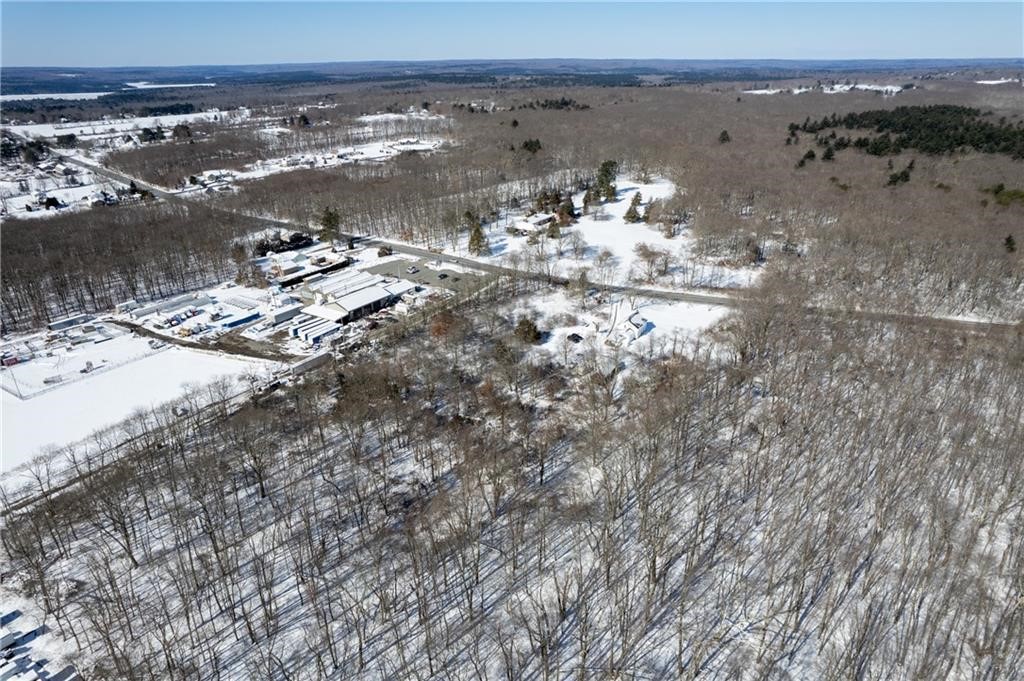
[2, 2, 1021, 67]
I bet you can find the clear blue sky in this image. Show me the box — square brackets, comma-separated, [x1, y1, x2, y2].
[2, 2, 1021, 67]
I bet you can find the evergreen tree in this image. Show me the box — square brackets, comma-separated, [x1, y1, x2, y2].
[594, 160, 620, 202]
[515, 318, 542, 344]
[1006, 234, 1017, 253]
[557, 197, 576, 225]
[624, 192, 643, 223]
[597, 160, 618, 188]
[468, 222, 490, 256]
[823, 145, 835, 161]
[601, 182, 616, 202]
[318, 206, 341, 244]
[718, 130, 731, 143]
[521, 139, 542, 154]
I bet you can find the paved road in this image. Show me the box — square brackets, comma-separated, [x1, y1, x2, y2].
[36, 143, 1023, 336]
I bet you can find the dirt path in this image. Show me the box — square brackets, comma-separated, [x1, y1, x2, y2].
[106, 318, 295, 363]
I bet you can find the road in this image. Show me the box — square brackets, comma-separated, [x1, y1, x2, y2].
[38, 143, 1023, 336]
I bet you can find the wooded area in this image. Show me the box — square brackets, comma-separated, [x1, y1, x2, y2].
[4, 277, 1022, 679]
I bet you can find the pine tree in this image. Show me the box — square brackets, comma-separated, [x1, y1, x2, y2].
[596, 160, 618, 201]
[468, 222, 490, 256]
[602, 181, 617, 202]
[515, 318, 542, 344]
[1006, 234, 1017, 253]
[624, 192, 643, 223]
[823, 145, 835, 161]
[582, 188, 594, 214]
[718, 130, 731, 143]
[557, 197, 576, 225]
[318, 206, 341, 244]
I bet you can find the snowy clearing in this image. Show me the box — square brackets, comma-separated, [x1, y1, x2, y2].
[445, 175, 761, 290]
[1, 334, 279, 474]
[0, 91, 112, 102]
[508, 289, 729, 371]
[123, 81, 217, 89]
[742, 83, 906, 96]
[5, 108, 250, 140]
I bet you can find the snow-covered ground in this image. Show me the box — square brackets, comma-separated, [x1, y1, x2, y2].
[742, 83, 905, 96]
[0, 160, 128, 220]
[5, 108, 250, 140]
[975, 78, 1020, 85]
[0, 604, 77, 681]
[1, 333, 279, 474]
[216, 137, 444, 185]
[508, 289, 729, 371]
[356, 109, 446, 124]
[1, 82, 217, 102]
[123, 81, 216, 89]
[444, 175, 761, 290]
[0, 91, 111, 102]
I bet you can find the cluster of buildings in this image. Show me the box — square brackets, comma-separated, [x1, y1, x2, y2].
[285, 269, 419, 346]
[118, 242, 422, 352]
[0, 157, 126, 218]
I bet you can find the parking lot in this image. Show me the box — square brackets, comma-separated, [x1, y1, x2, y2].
[362, 255, 488, 294]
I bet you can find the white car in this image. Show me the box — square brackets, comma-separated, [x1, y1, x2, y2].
[406, 266, 420, 274]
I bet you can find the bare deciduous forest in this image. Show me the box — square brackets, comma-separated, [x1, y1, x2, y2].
[2, 66, 1023, 680]
[4, 276, 1023, 679]
[5, 82, 1019, 331]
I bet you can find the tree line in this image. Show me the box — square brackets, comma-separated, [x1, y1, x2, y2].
[792, 105, 1024, 158]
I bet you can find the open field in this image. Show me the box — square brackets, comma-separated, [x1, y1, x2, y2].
[1, 329, 279, 474]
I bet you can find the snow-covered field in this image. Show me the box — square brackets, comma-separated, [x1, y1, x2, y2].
[743, 83, 905, 96]
[1, 334, 279, 474]
[508, 289, 729, 369]
[215, 137, 444, 185]
[446, 176, 761, 290]
[0, 82, 217, 102]
[123, 81, 216, 89]
[5, 108, 250, 140]
[0, 91, 111, 102]
[975, 78, 1019, 85]
[357, 109, 446, 125]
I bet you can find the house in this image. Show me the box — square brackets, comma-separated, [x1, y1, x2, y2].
[512, 212, 557, 235]
[624, 312, 651, 340]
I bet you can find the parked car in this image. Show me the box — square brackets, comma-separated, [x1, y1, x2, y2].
[438, 273, 449, 280]
[406, 266, 420, 274]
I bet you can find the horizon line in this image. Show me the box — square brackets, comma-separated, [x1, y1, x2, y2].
[4, 56, 1023, 70]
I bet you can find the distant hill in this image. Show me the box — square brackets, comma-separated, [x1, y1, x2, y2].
[3, 58, 1022, 95]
